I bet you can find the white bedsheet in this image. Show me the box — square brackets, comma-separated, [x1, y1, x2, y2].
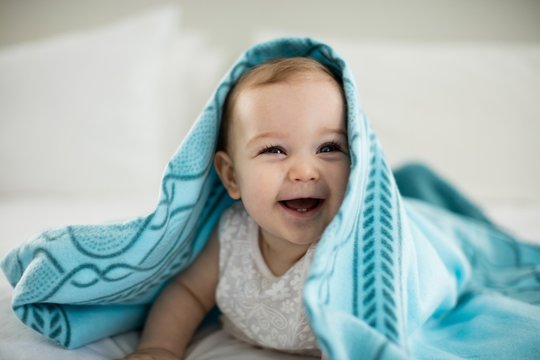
[0, 294, 315, 360]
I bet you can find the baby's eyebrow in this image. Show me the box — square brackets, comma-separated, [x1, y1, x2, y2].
[247, 131, 287, 145]
[320, 127, 347, 138]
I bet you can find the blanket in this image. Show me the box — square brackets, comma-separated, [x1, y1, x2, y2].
[2, 37, 540, 359]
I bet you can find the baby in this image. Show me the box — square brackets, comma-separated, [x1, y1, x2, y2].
[123, 57, 350, 359]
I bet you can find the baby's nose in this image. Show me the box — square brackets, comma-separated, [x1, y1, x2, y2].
[288, 159, 320, 182]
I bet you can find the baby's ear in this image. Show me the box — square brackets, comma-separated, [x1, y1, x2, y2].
[214, 151, 240, 199]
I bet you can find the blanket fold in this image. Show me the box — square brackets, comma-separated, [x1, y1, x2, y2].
[2, 37, 540, 359]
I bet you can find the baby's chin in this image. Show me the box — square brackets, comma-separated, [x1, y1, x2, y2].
[280, 228, 326, 247]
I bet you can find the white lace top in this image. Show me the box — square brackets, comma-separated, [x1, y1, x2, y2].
[215, 202, 320, 356]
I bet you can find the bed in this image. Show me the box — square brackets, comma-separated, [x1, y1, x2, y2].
[1, 5, 539, 360]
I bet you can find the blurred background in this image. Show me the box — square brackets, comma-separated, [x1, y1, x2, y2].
[0, 0, 539, 246]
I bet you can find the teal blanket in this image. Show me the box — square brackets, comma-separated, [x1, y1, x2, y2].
[2, 37, 540, 359]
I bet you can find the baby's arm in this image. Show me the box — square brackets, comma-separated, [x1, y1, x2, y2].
[123, 229, 220, 360]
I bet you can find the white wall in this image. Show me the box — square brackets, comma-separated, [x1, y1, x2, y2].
[1, 0, 539, 205]
[2, 0, 540, 47]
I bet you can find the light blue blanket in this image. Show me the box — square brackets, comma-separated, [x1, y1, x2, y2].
[2, 37, 540, 359]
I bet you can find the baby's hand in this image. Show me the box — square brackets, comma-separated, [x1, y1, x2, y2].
[120, 347, 180, 360]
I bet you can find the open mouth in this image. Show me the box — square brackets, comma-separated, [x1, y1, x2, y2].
[279, 198, 323, 213]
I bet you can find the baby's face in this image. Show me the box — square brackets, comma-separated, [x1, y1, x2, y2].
[225, 76, 350, 248]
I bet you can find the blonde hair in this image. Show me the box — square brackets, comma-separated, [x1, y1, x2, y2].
[217, 57, 343, 152]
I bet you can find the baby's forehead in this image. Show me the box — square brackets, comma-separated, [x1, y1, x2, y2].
[231, 79, 346, 130]
[219, 57, 345, 152]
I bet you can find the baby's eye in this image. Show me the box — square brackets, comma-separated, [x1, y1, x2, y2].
[318, 142, 344, 154]
[259, 145, 286, 155]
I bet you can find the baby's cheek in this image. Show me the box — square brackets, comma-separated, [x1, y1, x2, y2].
[332, 164, 350, 194]
[238, 176, 269, 204]
[249, 171, 275, 192]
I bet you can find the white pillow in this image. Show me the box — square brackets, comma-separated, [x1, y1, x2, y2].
[0, 5, 201, 198]
[330, 42, 540, 204]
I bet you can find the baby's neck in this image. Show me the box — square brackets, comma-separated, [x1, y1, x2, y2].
[258, 233, 311, 277]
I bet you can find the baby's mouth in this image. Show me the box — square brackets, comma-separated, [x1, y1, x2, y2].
[279, 198, 323, 213]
